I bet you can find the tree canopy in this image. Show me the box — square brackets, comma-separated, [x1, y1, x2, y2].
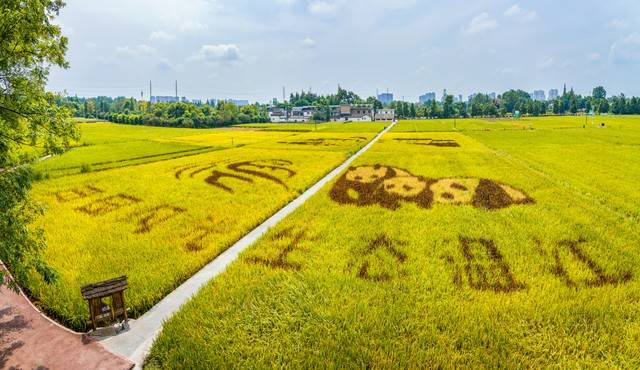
[1, 0, 75, 288]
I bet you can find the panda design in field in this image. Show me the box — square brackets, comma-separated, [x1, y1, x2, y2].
[330, 165, 534, 211]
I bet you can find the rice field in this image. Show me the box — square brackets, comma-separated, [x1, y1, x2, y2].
[145, 116, 640, 368]
[27, 122, 380, 330]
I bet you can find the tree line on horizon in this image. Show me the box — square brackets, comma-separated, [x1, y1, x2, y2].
[58, 85, 640, 128]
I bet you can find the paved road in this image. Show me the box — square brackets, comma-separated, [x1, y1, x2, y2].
[0, 274, 134, 370]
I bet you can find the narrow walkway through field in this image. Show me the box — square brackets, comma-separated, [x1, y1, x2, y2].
[101, 121, 397, 367]
[0, 265, 134, 370]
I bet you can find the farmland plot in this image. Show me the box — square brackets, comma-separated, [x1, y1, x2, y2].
[146, 129, 640, 368]
[28, 129, 377, 330]
[33, 122, 295, 177]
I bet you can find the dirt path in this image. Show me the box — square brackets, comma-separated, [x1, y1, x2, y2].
[0, 275, 133, 370]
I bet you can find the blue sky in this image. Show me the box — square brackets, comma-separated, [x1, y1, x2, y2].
[48, 0, 640, 102]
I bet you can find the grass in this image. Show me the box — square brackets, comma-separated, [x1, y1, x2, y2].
[27, 122, 380, 330]
[146, 117, 640, 368]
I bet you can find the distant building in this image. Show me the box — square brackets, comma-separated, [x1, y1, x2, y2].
[331, 104, 373, 122]
[289, 106, 316, 122]
[441, 89, 447, 102]
[533, 90, 546, 101]
[268, 107, 288, 123]
[228, 99, 249, 107]
[458, 94, 463, 103]
[548, 89, 559, 100]
[375, 108, 395, 122]
[468, 94, 476, 102]
[378, 92, 394, 105]
[488, 92, 496, 100]
[151, 96, 182, 103]
[419, 92, 436, 104]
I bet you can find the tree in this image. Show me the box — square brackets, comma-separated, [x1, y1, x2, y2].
[442, 95, 454, 118]
[1, 0, 76, 288]
[592, 86, 607, 100]
[501, 89, 531, 113]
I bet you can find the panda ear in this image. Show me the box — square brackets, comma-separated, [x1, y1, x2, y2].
[471, 179, 515, 210]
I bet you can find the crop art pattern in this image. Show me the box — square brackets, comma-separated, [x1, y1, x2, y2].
[278, 136, 367, 146]
[330, 165, 534, 211]
[175, 159, 296, 193]
[392, 138, 460, 147]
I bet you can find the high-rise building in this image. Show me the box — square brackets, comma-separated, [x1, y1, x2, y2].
[488, 92, 496, 100]
[150, 96, 180, 103]
[458, 94, 463, 103]
[441, 89, 448, 102]
[419, 92, 436, 104]
[533, 90, 546, 101]
[548, 89, 559, 100]
[378, 92, 394, 105]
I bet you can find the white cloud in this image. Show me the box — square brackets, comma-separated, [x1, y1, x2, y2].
[609, 32, 640, 64]
[116, 44, 157, 57]
[463, 13, 498, 35]
[308, 1, 338, 16]
[179, 21, 208, 34]
[188, 44, 241, 63]
[504, 4, 537, 22]
[156, 58, 174, 71]
[276, 0, 297, 5]
[302, 37, 316, 48]
[606, 18, 629, 30]
[587, 52, 601, 61]
[84, 41, 97, 49]
[538, 56, 555, 69]
[538, 56, 571, 69]
[149, 30, 176, 42]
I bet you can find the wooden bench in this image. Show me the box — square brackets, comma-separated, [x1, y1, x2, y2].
[81, 276, 129, 331]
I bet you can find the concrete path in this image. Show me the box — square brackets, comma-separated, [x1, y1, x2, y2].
[101, 121, 396, 367]
[0, 274, 133, 370]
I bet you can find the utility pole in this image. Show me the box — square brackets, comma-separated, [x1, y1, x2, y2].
[282, 86, 285, 103]
[149, 80, 152, 107]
